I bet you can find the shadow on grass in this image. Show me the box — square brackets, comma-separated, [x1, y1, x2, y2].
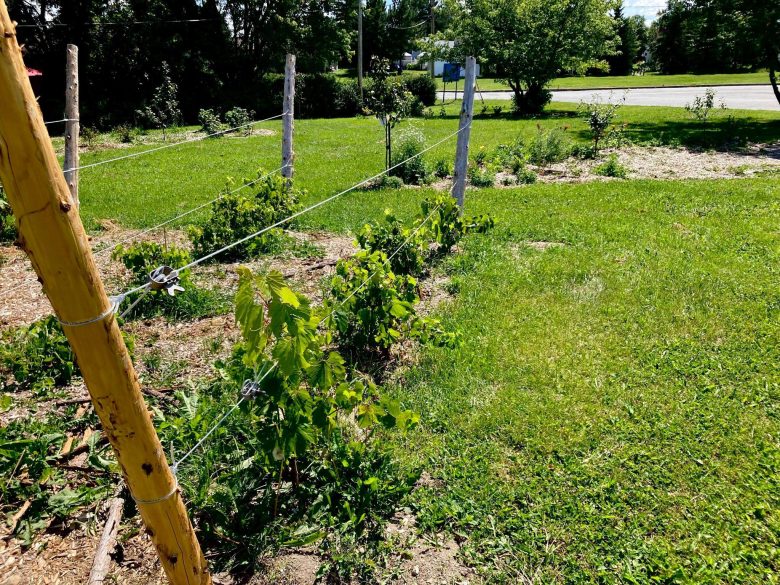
[623, 118, 780, 150]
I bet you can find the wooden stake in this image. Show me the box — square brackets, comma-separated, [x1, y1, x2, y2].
[64, 44, 79, 207]
[0, 5, 210, 584]
[87, 497, 125, 585]
[282, 54, 296, 185]
[452, 56, 476, 213]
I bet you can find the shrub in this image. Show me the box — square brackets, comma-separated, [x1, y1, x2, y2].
[403, 75, 437, 108]
[81, 126, 99, 148]
[578, 94, 625, 154]
[224, 107, 255, 136]
[356, 210, 428, 276]
[164, 269, 419, 571]
[434, 158, 452, 179]
[135, 62, 181, 138]
[468, 165, 496, 188]
[198, 108, 224, 136]
[326, 250, 460, 357]
[528, 126, 571, 168]
[389, 127, 431, 185]
[511, 157, 538, 184]
[114, 124, 136, 144]
[421, 192, 494, 252]
[0, 184, 16, 243]
[0, 316, 76, 393]
[685, 88, 726, 126]
[189, 172, 302, 262]
[593, 154, 629, 178]
[361, 174, 405, 191]
[112, 242, 229, 320]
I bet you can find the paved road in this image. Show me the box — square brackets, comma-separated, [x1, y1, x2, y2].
[441, 85, 779, 111]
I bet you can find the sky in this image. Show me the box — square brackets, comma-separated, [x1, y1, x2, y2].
[624, 0, 668, 22]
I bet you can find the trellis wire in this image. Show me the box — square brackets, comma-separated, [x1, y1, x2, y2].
[116, 122, 471, 301]
[160, 189, 450, 478]
[65, 113, 284, 173]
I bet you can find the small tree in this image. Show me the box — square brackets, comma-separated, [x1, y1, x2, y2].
[578, 93, 625, 155]
[365, 59, 414, 170]
[135, 62, 182, 140]
[685, 88, 726, 127]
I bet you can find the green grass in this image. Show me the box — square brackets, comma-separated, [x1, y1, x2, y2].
[335, 68, 771, 91]
[384, 177, 780, 583]
[72, 102, 780, 231]
[15, 104, 780, 581]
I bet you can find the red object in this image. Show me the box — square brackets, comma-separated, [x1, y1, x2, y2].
[26, 67, 43, 77]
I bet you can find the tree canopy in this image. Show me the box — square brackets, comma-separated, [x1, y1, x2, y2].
[446, 0, 617, 114]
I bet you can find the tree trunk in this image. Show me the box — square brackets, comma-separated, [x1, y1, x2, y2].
[770, 66, 780, 108]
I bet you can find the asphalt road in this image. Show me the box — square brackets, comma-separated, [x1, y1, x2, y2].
[440, 85, 779, 111]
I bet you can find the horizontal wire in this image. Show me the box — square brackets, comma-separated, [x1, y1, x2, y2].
[92, 163, 290, 260]
[16, 18, 219, 29]
[117, 123, 468, 299]
[66, 113, 284, 173]
[44, 118, 77, 125]
[317, 195, 448, 328]
[170, 364, 277, 475]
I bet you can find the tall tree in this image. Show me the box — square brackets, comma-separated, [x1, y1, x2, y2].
[608, 1, 641, 76]
[449, 0, 617, 115]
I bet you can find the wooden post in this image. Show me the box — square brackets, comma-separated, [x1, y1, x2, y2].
[282, 54, 295, 185]
[64, 44, 79, 207]
[428, 0, 435, 79]
[357, 0, 364, 100]
[452, 56, 476, 212]
[0, 6, 211, 585]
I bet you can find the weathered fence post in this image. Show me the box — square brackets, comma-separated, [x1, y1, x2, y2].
[452, 56, 476, 213]
[0, 5, 210, 585]
[282, 53, 296, 185]
[64, 44, 79, 207]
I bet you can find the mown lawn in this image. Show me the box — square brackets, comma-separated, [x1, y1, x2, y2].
[387, 177, 780, 583]
[71, 102, 780, 231]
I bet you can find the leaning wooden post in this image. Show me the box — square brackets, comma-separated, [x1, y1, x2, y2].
[451, 56, 477, 213]
[64, 44, 79, 207]
[282, 53, 296, 186]
[0, 6, 210, 585]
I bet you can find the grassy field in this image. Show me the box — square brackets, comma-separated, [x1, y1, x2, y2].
[6, 102, 780, 582]
[387, 177, 780, 582]
[72, 101, 780, 231]
[336, 68, 771, 91]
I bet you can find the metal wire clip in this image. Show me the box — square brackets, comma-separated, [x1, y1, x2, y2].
[148, 265, 184, 296]
[241, 379, 263, 400]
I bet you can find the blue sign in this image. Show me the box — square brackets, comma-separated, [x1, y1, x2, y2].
[443, 63, 461, 83]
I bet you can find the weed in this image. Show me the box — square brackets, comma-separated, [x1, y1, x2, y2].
[468, 165, 496, 187]
[198, 108, 224, 136]
[224, 107, 255, 136]
[594, 154, 629, 178]
[434, 158, 452, 179]
[389, 127, 431, 185]
[0, 184, 16, 243]
[528, 126, 571, 168]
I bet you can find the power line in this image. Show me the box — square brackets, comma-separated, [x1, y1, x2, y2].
[16, 18, 219, 29]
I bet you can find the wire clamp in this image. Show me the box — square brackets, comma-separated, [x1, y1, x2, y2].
[148, 265, 184, 296]
[241, 379, 263, 400]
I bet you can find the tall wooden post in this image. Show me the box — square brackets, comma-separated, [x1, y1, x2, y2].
[452, 56, 476, 212]
[357, 1, 364, 100]
[282, 54, 295, 185]
[64, 44, 79, 207]
[0, 6, 210, 585]
[428, 0, 435, 79]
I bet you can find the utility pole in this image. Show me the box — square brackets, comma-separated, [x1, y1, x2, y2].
[0, 4, 210, 584]
[429, 0, 435, 79]
[357, 0, 364, 100]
